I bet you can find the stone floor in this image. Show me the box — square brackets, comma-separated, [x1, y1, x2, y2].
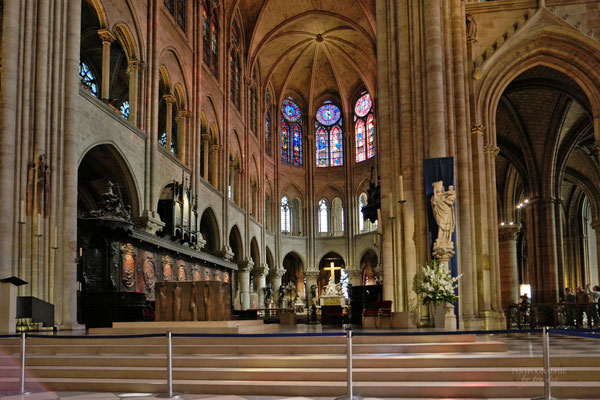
[1, 329, 598, 400]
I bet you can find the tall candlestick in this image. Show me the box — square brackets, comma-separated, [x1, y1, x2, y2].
[20, 200, 25, 222]
[398, 175, 405, 202]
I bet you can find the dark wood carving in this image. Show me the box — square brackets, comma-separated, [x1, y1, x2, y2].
[155, 281, 231, 321]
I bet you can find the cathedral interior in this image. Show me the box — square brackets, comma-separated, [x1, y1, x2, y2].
[0, 0, 599, 331]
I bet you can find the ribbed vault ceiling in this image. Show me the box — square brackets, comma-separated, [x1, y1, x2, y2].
[234, 0, 376, 111]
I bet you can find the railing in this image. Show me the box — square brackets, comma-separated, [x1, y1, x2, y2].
[506, 302, 600, 330]
[2, 327, 599, 399]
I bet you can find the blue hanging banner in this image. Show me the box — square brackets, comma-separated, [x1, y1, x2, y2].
[423, 157, 459, 326]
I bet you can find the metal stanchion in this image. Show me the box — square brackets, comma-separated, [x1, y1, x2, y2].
[20, 332, 32, 395]
[335, 329, 362, 400]
[532, 327, 559, 400]
[156, 331, 181, 398]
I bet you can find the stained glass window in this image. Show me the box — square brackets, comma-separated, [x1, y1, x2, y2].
[79, 61, 98, 97]
[354, 92, 375, 162]
[318, 199, 328, 233]
[265, 90, 272, 157]
[316, 127, 328, 167]
[315, 101, 343, 167]
[280, 120, 290, 164]
[230, 21, 241, 110]
[164, 0, 186, 31]
[281, 196, 291, 233]
[202, 0, 218, 75]
[120, 101, 130, 119]
[292, 125, 302, 166]
[280, 98, 302, 165]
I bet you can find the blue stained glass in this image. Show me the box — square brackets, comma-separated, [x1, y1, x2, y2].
[282, 99, 301, 122]
[120, 101, 130, 119]
[292, 124, 302, 166]
[367, 114, 375, 159]
[281, 120, 290, 164]
[316, 127, 329, 167]
[159, 132, 168, 148]
[316, 103, 341, 126]
[265, 111, 271, 156]
[355, 119, 366, 162]
[330, 126, 343, 166]
[354, 92, 372, 117]
[79, 61, 98, 97]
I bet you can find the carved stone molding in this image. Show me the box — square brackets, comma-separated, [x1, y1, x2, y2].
[120, 243, 136, 288]
[272, 267, 287, 278]
[498, 225, 521, 242]
[471, 124, 485, 136]
[483, 145, 500, 157]
[97, 28, 115, 43]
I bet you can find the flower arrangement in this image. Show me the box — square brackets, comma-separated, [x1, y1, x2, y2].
[417, 258, 461, 305]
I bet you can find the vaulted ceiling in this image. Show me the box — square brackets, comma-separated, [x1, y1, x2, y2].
[496, 66, 600, 218]
[232, 0, 376, 114]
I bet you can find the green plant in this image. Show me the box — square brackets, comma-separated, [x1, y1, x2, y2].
[417, 258, 461, 305]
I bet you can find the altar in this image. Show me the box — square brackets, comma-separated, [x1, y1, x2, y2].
[319, 262, 347, 325]
[155, 281, 231, 321]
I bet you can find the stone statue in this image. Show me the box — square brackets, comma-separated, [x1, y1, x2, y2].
[431, 181, 456, 245]
[263, 283, 273, 306]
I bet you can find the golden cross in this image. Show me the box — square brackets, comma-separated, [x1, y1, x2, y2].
[324, 261, 342, 282]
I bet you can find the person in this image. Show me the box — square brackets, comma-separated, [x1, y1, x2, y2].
[563, 288, 576, 327]
[575, 287, 589, 328]
[518, 293, 530, 326]
[585, 284, 600, 328]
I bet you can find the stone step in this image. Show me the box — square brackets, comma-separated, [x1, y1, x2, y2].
[0, 333, 478, 346]
[0, 377, 599, 398]
[0, 341, 508, 355]
[1, 365, 599, 382]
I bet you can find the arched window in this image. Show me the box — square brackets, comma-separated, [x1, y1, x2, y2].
[318, 199, 329, 234]
[354, 92, 375, 162]
[280, 97, 303, 166]
[358, 192, 376, 233]
[119, 101, 130, 119]
[265, 192, 271, 231]
[281, 196, 291, 233]
[164, 0, 186, 31]
[230, 20, 241, 109]
[202, 0, 219, 76]
[315, 101, 343, 167]
[332, 197, 344, 236]
[79, 61, 98, 97]
[249, 68, 258, 136]
[265, 89, 272, 157]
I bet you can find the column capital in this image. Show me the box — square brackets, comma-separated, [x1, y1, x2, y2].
[253, 263, 268, 277]
[178, 109, 191, 119]
[201, 133, 212, 142]
[163, 93, 176, 104]
[210, 144, 222, 153]
[97, 29, 116, 43]
[591, 220, 600, 232]
[498, 224, 521, 241]
[304, 270, 319, 279]
[483, 144, 500, 157]
[471, 124, 485, 136]
[272, 267, 286, 278]
[127, 59, 143, 73]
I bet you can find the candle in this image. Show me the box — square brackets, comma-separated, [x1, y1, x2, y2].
[388, 197, 393, 219]
[20, 200, 25, 222]
[79, 247, 83, 257]
[398, 175, 405, 202]
[37, 213, 42, 236]
[377, 208, 383, 234]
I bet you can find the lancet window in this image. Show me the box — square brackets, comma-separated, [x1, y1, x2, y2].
[202, 0, 219, 76]
[354, 91, 375, 162]
[316, 101, 343, 167]
[280, 97, 303, 166]
[265, 89, 272, 156]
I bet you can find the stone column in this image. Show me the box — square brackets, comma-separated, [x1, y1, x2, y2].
[254, 263, 269, 308]
[97, 29, 115, 101]
[498, 225, 521, 308]
[61, 0, 83, 329]
[591, 221, 600, 280]
[126, 59, 141, 124]
[271, 267, 286, 295]
[346, 267, 362, 287]
[163, 94, 176, 152]
[176, 109, 191, 162]
[201, 133, 211, 180]
[238, 258, 254, 310]
[209, 144, 221, 186]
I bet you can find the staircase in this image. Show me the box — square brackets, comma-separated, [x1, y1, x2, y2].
[1, 332, 599, 398]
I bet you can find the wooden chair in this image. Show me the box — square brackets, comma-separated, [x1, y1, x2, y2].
[362, 300, 392, 328]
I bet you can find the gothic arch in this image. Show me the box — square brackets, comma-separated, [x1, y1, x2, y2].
[199, 207, 221, 253]
[77, 143, 141, 218]
[228, 224, 244, 262]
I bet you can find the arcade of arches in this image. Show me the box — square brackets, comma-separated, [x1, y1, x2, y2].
[1, 0, 599, 330]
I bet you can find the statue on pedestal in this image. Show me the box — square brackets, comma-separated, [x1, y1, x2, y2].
[431, 181, 456, 264]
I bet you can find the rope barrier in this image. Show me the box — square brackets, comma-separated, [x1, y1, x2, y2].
[0, 334, 20, 338]
[173, 331, 347, 338]
[547, 329, 600, 339]
[25, 333, 165, 339]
